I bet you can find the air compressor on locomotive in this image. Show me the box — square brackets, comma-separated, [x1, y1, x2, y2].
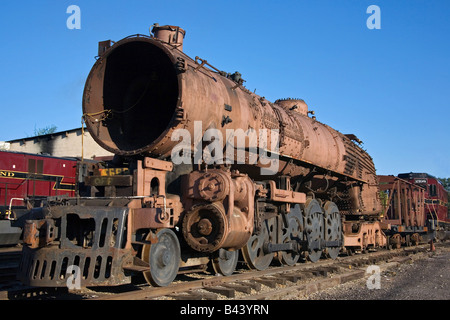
[18, 24, 388, 288]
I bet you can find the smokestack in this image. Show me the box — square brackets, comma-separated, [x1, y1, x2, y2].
[151, 23, 186, 51]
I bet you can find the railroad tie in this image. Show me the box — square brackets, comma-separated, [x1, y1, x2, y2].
[167, 292, 203, 300]
[168, 289, 218, 300]
[279, 273, 300, 283]
[253, 276, 287, 288]
[242, 280, 262, 291]
[221, 283, 252, 294]
[202, 286, 236, 298]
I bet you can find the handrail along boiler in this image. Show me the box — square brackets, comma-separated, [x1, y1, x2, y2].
[18, 24, 387, 287]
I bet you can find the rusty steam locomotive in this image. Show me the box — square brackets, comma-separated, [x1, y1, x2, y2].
[18, 24, 387, 288]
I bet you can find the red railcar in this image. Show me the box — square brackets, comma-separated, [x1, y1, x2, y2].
[0, 150, 77, 220]
[398, 173, 449, 226]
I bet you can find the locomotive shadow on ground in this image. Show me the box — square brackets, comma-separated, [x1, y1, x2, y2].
[6, 280, 146, 300]
[6, 287, 81, 300]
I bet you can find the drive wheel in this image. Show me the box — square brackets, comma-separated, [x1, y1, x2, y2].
[242, 217, 276, 270]
[323, 201, 342, 260]
[142, 228, 181, 287]
[304, 199, 324, 263]
[278, 204, 303, 266]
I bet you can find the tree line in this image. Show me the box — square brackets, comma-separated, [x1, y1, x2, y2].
[438, 177, 450, 192]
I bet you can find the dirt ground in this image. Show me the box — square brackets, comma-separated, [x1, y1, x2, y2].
[305, 245, 450, 300]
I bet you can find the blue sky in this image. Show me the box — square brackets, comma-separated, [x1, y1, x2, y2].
[0, 0, 449, 177]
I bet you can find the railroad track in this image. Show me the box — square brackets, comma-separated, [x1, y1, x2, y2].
[92, 243, 439, 301]
[3, 242, 445, 301]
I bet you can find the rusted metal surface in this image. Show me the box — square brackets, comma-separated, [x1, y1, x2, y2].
[82, 24, 381, 217]
[151, 24, 185, 51]
[343, 220, 387, 251]
[379, 175, 426, 228]
[22, 219, 55, 249]
[143, 157, 173, 171]
[378, 175, 427, 248]
[182, 169, 255, 252]
[18, 206, 133, 287]
[266, 180, 306, 204]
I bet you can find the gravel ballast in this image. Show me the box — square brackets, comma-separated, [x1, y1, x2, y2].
[305, 246, 450, 300]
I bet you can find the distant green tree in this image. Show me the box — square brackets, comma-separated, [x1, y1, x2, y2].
[438, 177, 450, 192]
[33, 125, 58, 136]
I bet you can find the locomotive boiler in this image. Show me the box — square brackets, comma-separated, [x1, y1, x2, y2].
[18, 24, 386, 288]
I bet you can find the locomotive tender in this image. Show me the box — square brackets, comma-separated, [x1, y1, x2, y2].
[18, 24, 388, 288]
